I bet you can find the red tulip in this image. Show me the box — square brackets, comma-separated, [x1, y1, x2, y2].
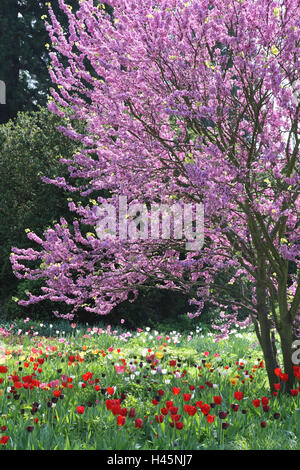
[187, 406, 197, 416]
[0, 436, 9, 445]
[233, 391, 243, 401]
[117, 415, 126, 426]
[169, 406, 179, 415]
[207, 414, 215, 423]
[261, 397, 269, 406]
[280, 373, 288, 382]
[111, 404, 121, 416]
[213, 395, 222, 405]
[175, 422, 183, 430]
[201, 404, 210, 415]
[155, 414, 164, 423]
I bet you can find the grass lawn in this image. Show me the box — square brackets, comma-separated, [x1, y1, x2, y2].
[0, 318, 299, 450]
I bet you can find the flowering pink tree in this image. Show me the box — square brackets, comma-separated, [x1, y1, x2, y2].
[11, 0, 299, 392]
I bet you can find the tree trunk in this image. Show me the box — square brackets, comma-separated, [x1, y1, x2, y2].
[255, 261, 279, 392]
[276, 271, 296, 391]
[256, 303, 279, 392]
[278, 293, 295, 391]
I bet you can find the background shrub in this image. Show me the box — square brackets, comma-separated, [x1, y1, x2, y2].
[0, 106, 82, 302]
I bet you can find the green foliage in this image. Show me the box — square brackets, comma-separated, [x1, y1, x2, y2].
[3, 280, 200, 330]
[4, 278, 71, 322]
[102, 288, 213, 332]
[0, 106, 82, 301]
[108, 288, 193, 330]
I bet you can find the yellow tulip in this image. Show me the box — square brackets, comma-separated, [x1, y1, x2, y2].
[155, 352, 164, 359]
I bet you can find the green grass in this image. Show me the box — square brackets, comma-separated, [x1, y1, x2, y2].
[0, 318, 299, 450]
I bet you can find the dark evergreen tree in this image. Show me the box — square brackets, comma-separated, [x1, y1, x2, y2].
[0, 1, 113, 123]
